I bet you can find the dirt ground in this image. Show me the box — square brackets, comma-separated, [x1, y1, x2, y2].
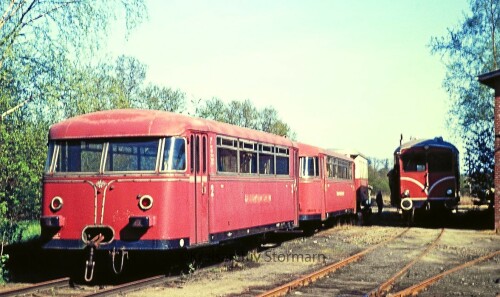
[1, 205, 499, 296]
[127, 206, 499, 297]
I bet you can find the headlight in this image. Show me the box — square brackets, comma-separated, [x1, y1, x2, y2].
[138, 195, 154, 210]
[401, 198, 413, 211]
[446, 189, 453, 196]
[50, 196, 63, 211]
[403, 189, 410, 197]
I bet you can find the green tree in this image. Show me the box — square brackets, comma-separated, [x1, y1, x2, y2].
[1, 0, 147, 118]
[138, 85, 186, 112]
[195, 98, 296, 138]
[115, 55, 146, 107]
[195, 97, 228, 122]
[429, 0, 499, 191]
[464, 122, 494, 198]
[0, 1, 147, 260]
[368, 158, 390, 195]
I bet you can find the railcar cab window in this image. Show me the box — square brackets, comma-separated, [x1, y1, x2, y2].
[402, 152, 426, 172]
[427, 151, 453, 173]
[53, 140, 103, 173]
[105, 139, 158, 172]
[162, 137, 186, 171]
[216, 136, 290, 176]
[47, 138, 162, 174]
[300, 157, 319, 177]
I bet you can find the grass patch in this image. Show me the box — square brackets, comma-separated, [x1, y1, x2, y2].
[3, 220, 41, 245]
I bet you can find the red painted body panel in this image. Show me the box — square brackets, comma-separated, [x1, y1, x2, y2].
[324, 178, 356, 215]
[209, 177, 296, 234]
[298, 178, 323, 217]
[42, 175, 191, 243]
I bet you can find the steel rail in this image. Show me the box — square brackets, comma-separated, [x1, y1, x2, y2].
[388, 249, 500, 297]
[0, 277, 70, 297]
[80, 274, 173, 297]
[366, 228, 445, 297]
[257, 227, 410, 297]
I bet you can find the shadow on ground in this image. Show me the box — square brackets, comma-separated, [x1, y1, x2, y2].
[364, 205, 495, 230]
[3, 206, 494, 285]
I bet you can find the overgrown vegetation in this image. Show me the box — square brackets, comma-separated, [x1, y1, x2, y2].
[368, 157, 391, 198]
[429, 0, 499, 197]
[0, 3, 295, 284]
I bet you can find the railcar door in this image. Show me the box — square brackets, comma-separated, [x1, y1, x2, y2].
[190, 133, 209, 244]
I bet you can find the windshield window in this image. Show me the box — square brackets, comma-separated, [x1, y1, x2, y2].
[428, 151, 453, 172]
[402, 152, 426, 172]
[105, 139, 159, 172]
[50, 138, 161, 173]
[55, 140, 103, 173]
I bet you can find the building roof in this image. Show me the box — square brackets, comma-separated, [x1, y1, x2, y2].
[478, 69, 500, 90]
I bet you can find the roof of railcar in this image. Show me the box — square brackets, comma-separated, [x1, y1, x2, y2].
[49, 109, 294, 147]
[295, 142, 352, 162]
[394, 137, 459, 155]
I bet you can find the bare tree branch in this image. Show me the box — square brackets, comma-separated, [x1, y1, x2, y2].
[1, 95, 32, 122]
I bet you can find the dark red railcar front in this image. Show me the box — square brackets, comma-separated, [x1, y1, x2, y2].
[388, 137, 460, 224]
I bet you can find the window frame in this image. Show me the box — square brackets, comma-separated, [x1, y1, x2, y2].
[215, 135, 291, 177]
[47, 138, 165, 175]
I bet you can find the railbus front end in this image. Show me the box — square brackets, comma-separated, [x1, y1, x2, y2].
[389, 137, 460, 224]
[40, 109, 298, 281]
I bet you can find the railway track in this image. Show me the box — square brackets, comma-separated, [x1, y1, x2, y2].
[388, 249, 500, 297]
[0, 275, 175, 297]
[256, 227, 411, 297]
[1, 225, 497, 296]
[257, 228, 499, 297]
[0, 277, 70, 297]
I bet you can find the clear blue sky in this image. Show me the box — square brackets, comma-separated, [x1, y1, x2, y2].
[107, 0, 469, 160]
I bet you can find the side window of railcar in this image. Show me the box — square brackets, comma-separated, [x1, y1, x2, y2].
[275, 147, 289, 175]
[239, 141, 258, 174]
[217, 137, 238, 173]
[300, 157, 319, 177]
[259, 144, 275, 175]
[55, 140, 103, 173]
[326, 156, 336, 178]
[162, 137, 186, 171]
[334, 159, 352, 180]
[105, 139, 159, 172]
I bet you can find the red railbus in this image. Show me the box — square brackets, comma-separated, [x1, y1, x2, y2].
[335, 150, 369, 213]
[388, 137, 460, 224]
[296, 143, 356, 229]
[41, 109, 298, 281]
